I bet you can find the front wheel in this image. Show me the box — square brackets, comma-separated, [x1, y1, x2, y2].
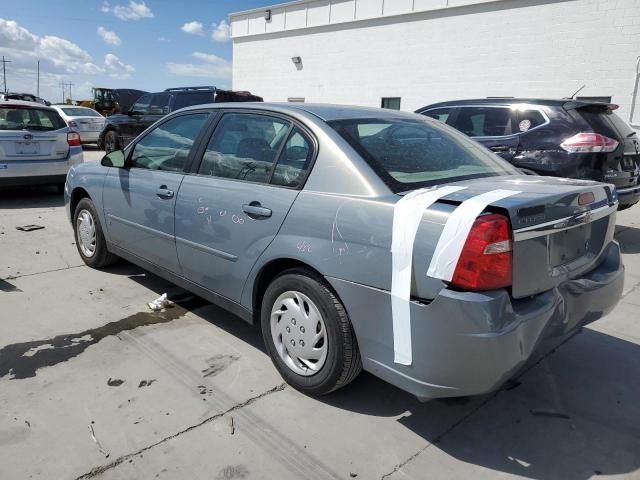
[73, 197, 118, 268]
[261, 269, 362, 396]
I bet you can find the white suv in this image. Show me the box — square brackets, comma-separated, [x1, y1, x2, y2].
[0, 100, 83, 190]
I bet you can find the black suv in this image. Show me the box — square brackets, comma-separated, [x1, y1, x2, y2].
[416, 98, 640, 209]
[99, 86, 263, 152]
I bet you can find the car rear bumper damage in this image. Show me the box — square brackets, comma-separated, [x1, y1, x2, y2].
[328, 241, 624, 401]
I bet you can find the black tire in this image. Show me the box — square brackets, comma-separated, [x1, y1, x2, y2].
[618, 203, 636, 211]
[261, 269, 362, 396]
[73, 197, 118, 268]
[104, 130, 120, 153]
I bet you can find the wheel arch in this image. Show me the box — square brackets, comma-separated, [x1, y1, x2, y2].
[69, 187, 91, 221]
[251, 257, 328, 324]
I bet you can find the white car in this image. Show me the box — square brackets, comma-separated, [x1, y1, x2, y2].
[0, 100, 83, 189]
[51, 105, 105, 145]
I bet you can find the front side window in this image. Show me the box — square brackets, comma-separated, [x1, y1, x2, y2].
[148, 94, 171, 115]
[130, 113, 208, 171]
[330, 117, 519, 192]
[130, 94, 151, 115]
[452, 107, 514, 137]
[271, 128, 313, 187]
[421, 107, 453, 124]
[198, 113, 289, 183]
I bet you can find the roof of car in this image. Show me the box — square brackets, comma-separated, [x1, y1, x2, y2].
[417, 98, 616, 110]
[0, 99, 52, 108]
[179, 102, 418, 121]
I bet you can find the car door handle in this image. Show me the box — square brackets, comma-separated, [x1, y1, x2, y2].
[490, 145, 510, 152]
[242, 202, 272, 218]
[156, 186, 174, 199]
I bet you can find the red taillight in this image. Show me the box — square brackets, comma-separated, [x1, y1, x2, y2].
[450, 214, 512, 291]
[560, 132, 618, 153]
[67, 132, 81, 146]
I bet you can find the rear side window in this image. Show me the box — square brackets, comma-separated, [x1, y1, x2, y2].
[452, 107, 513, 137]
[271, 128, 313, 187]
[174, 92, 215, 110]
[330, 117, 519, 192]
[0, 107, 65, 131]
[422, 108, 454, 123]
[515, 108, 547, 132]
[130, 113, 208, 171]
[198, 113, 290, 183]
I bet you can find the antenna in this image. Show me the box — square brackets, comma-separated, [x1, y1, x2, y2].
[568, 84, 586, 99]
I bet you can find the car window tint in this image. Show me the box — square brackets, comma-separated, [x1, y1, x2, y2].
[198, 113, 289, 183]
[453, 107, 513, 137]
[330, 117, 519, 192]
[130, 113, 208, 172]
[422, 108, 453, 123]
[516, 109, 546, 132]
[149, 94, 171, 115]
[174, 92, 215, 110]
[0, 107, 64, 131]
[271, 128, 313, 187]
[131, 94, 151, 114]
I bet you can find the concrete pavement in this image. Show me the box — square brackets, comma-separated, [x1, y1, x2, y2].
[1, 159, 639, 480]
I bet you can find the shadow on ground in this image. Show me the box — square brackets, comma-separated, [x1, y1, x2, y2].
[0, 186, 64, 209]
[89, 262, 640, 479]
[615, 225, 640, 254]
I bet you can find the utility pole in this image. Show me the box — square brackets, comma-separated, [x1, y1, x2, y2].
[68, 81, 74, 102]
[61, 81, 65, 103]
[1, 56, 10, 93]
[36, 60, 40, 97]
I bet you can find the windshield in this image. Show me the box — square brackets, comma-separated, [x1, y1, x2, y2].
[329, 116, 519, 192]
[0, 106, 66, 131]
[61, 107, 102, 117]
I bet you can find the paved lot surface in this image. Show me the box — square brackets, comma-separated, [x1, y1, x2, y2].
[1, 149, 639, 479]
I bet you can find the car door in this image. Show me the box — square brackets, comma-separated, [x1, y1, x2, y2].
[143, 93, 172, 131]
[103, 112, 211, 274]
[450, 106, 519, 161]
[175, 111, 314, 302]
[120, 93, 151, 145]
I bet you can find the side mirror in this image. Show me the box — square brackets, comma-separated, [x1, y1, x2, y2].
[101, 149, 126, 168]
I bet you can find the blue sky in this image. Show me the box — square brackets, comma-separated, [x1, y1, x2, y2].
[0, 0, 270, 103]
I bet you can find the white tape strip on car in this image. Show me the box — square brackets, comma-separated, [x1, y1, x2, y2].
[391, 185, 466, 366]
[427, 189, 521, 281]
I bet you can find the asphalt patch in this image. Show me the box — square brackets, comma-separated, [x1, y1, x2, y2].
[0, 294, 207, 380]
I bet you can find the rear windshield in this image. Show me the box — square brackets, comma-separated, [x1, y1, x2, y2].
[174, 91, 215, 110]
[329, 117, 519, 192]
[0, 106, 66, 131]
[575, 107, 634, 138]
[61, 107, 102, 117]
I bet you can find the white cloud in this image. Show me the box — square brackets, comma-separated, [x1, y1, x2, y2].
[211, 20, 231, 43]
[181, 21, 203, 35]
[157, 36, 168, 42]
[102, 1, 153, 21]
[167, 51, 231, 82]
[0, 19, 103, 75]
[97, 26, 121, 46]
[104, 53, 134, 79]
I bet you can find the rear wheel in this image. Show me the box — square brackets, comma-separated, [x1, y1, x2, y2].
[104, 130, 120, 153]
[261, 269, 362, 396]
[73, 197, 117, 268]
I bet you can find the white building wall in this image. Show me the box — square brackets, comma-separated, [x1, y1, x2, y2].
[232, 0, 640, 125]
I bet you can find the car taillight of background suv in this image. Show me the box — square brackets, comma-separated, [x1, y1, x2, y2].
[416, 98, 640, 210]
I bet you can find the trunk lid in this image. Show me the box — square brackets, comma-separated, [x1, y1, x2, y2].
[435, 175, 617, 298]
[0, 129, 69, 161]
[71, 116, 105, 133]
